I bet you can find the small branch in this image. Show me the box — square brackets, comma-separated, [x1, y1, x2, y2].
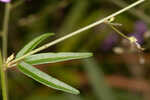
[107, 0, 150, 24]
[107, 23, 129, 40]
[7, 0, 145, 68]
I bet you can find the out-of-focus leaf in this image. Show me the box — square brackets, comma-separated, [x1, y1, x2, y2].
[25, 52, 93, 65]
[83, 58, 115, 100]
[16, 33, 54, 58]
[18, 61, 80, 95]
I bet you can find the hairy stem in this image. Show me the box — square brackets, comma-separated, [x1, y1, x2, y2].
[8, 0, 145, 67]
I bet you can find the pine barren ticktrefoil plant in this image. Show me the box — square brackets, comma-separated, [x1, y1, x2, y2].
[0, 0, 145, 100]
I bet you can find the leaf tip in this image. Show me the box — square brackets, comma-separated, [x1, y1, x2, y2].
[71, 89, 80, 95]
[45, 33, 55, 36]
[84, 53, 93, 58]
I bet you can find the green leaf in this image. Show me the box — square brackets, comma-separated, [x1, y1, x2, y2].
[24, 52, 93, 65]
[16, 33, 54, 58]
[18, 61, 80, 95]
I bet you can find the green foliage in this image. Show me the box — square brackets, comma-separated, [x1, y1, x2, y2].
[14, 34, 93, 94]
[16, 33, 54, 58]
[25, 52, 92, 65]
[18, 61, 80, 94]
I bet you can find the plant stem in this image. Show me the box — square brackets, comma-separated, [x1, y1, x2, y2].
[8, 0, 145, 67]
[1, 3, 11, 100]
[108, 24, 129, 40]
[2, 3, 11, 62]
[0, 51, 8, 100]
[108, 0, 150, 24]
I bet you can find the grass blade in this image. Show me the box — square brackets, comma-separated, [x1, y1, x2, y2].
[18, 61, 80, 95]
[16, 33, 54, 58]
[25, 52, 93, 65]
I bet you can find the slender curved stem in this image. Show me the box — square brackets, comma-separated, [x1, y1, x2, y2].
[8, 0, 145, 67]
[107, 24, 129, 40]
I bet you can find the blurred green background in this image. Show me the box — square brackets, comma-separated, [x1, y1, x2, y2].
[1, 0, 150, 100]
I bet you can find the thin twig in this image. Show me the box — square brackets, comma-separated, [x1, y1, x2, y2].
[107, 24, 129, 40]
[107, 0, 150, 24]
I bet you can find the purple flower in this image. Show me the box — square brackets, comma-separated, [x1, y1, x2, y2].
[128, 33, 143, 44]
[134, 21, 147, 34]
[101, 33, 118, 51]
[101, 20, 147, 51]
[0, 0, 11, 3]
[128, 20, 147, 44]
